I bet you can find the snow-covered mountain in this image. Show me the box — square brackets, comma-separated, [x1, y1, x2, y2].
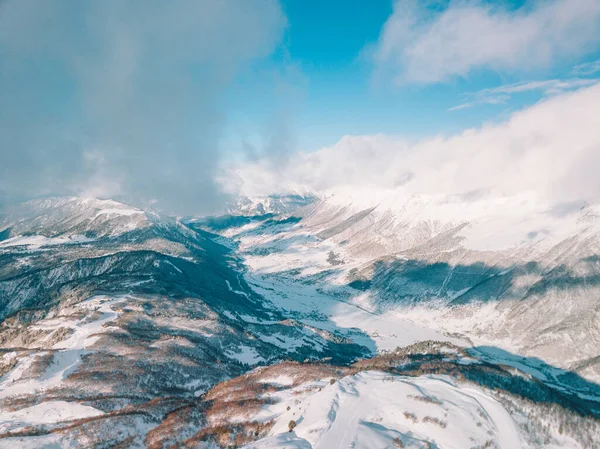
[1, 193, 600, 448]
[0, 197, 366, 447]
[227, 193, 319, 216]
[0, 197, 152, 239]
[221, 188, 600, 374]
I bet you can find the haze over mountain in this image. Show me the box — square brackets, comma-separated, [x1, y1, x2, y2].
[1, 1, 600, 448]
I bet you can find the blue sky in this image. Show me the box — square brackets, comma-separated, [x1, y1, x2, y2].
[224, 0, 600, 152]
[1, 0, 599, 213]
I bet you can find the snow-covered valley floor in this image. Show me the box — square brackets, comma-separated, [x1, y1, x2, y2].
[245, 268, 467, 354]
[236, 227, 469, 355]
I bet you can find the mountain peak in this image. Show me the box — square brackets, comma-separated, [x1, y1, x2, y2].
[0, 196, 150, 240]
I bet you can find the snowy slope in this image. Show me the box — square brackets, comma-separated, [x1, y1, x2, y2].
[297, 187, 599, 255]
[0, 196, 150, 239]
[0, 401, 104, 434]
[243, 370, 585, 449]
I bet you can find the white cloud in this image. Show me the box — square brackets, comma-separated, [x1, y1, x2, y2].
[450, 78, 599, 110]
[0, 0, 286, 215]
[373, 0, 600, 84]
[572, 59, 600, 76]
[228, 83, 600, 206]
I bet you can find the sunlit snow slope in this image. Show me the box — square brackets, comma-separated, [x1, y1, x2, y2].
[246, 371, 525, 449]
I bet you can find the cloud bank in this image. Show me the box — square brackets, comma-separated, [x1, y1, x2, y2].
[373, 0, 600, 84]
[0, 0, 285, 214]
[228, 83, 600, 206]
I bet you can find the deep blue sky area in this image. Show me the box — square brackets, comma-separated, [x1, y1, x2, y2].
[280, 0, 393, 67]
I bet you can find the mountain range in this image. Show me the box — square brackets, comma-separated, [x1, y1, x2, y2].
[0, 193, 599, 448]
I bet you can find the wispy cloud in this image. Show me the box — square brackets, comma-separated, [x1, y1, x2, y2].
[373, 0, 600, 84]
[450, 78, 599, 111]
[572, 59, 600, 76]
